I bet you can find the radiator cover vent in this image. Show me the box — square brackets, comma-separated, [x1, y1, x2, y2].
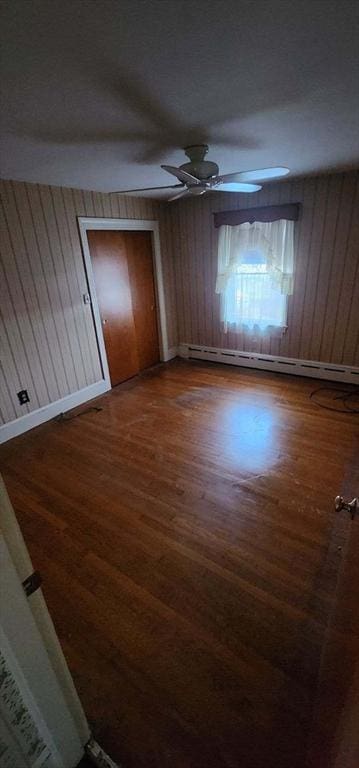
[178, 344, 359, 384]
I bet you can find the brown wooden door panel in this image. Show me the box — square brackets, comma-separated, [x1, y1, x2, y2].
[87, 230, 139, 386]
[125, 231, 160, 371]
[306, 463, 359, 768]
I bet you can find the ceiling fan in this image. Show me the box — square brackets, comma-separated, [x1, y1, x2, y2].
[112, 144, 289, 201]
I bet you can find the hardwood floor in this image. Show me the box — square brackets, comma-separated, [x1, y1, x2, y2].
[1, 360, 358, 768]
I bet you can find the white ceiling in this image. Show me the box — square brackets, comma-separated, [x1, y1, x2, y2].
[1, 0, 359, 197]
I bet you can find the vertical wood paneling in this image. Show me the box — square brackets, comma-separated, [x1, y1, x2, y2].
[0, 359, 17, 423]
[0, 246, 33, 421]
[286, 178, 317, 359]
[25, 183, 74, 397]
[318, 174, 357, 363]
[61, 188, 101, 384]
[39, 184, 82, 393]
[298, 176, 329, 361]
[308, 174, 343, 361]
[168, 170, 359, 367]
[1, 188, 44, 412]
[12, 183, 62, 402]
[0, 180, 175, 427]
[334, 179, 359, 365]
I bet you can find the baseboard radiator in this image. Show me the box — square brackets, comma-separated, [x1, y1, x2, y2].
[178, 343, 359, 384]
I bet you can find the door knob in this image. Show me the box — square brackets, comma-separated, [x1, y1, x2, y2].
[102, 318, 107, 325]
[335, 495, 358, 520]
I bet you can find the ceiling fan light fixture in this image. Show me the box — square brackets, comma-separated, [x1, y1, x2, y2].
[188, 185, 207, 196]
[180, 159, 219, 180]
[181, 144, 219, 180]
[119, 146, 290, 200]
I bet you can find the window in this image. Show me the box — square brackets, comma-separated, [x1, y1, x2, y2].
[215, 218, 295, 335]
[223, 249, 288, 332]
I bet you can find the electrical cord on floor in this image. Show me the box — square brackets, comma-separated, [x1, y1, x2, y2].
[309, 386, 359, 413]
[55, 406, 102, 422]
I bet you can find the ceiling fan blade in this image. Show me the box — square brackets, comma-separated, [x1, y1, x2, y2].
[218, 167, 290, 184]
[161, 165, 200, 184]
[212, 182, 262, 193]
[168, 189, 191, 202]
[111, 184, 184, 194]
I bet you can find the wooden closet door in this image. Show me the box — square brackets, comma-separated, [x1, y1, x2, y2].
[125, 231, 160, 371]
[87, 230, 139, 386]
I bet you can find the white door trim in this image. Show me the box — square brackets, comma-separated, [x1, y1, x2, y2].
[78, 217, 170, 390]
[0, 474, 91, 747]
[0, 531, 85, 768]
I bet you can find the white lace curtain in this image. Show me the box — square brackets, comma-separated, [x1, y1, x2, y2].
[215, 219, 295, 334]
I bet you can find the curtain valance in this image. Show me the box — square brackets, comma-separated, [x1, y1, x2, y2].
[213, 202, 300, 228]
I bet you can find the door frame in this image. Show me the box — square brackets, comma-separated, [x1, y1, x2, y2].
[78, 217, 170, 389]
[0, 474, 90, 748]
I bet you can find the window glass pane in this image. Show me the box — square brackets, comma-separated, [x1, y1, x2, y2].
[237, 249, 267, 275]
[224, 273, 287, 330]
[237, 263, 267, 274]
[240, 249, 266, 266]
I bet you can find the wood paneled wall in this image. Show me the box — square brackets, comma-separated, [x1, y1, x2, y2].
[0, 180, 177, 427]
[167, 170, 359, 366]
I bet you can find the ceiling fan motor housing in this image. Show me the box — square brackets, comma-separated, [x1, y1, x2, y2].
[181, 144, 219, 180]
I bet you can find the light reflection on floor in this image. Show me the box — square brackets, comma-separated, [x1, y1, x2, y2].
[210, 398, 279, 472]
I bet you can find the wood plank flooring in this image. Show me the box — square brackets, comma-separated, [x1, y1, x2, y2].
[1, 360, 358, 768]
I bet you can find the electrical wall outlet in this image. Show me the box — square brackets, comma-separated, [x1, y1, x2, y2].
[17, 389, 30, 405]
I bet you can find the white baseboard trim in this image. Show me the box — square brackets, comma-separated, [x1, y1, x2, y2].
[0, 380, 110, 444]
[178, 343, 359, 384]
[163, 346, 179, 362]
